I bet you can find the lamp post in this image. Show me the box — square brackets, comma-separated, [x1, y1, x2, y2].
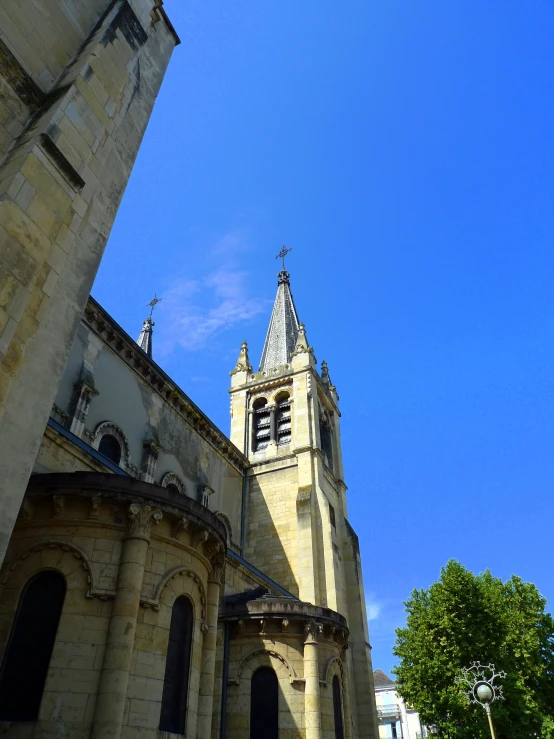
[455, 663, 505, 739]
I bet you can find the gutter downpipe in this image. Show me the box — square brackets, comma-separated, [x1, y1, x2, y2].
[219, 620, 231, 739]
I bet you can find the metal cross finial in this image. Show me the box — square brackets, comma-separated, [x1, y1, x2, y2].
[147, 294, 162, 318]
[276, 245, 292, 270]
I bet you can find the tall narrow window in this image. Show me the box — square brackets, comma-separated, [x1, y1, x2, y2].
[0, 570, 66, 721]
[319, 410, 334, 471]
[275, 393, 291, 445]
[333, 675, 345, 739]
[160, 596, 193, 734]
[98, 434, 122, 465]
[253, 398, 271, 452]
[250, 666, 278, 739]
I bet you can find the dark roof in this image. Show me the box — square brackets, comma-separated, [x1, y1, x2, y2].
[373, 669, 396, 688]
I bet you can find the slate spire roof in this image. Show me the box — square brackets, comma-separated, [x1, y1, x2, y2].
[137, 316, 154, 358]
[373, 669, 396, 688]
[259, 269, 301, 371]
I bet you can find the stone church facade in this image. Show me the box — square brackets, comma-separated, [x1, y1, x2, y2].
[0, 2, 379, 738]
[0, 269, 379, 739]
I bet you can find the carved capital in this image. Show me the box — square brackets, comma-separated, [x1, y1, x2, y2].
[89, 496, 101, 520]
[172, 516, 190, 539]
[297, 486, 312, 505]
[192, 529, 209, 551]
[53, 496, 65, 519]
[304, 620, 323, 644]
[126, 504, 163, 540]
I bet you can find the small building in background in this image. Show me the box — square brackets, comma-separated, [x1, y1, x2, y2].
[374, 669, 429, 739]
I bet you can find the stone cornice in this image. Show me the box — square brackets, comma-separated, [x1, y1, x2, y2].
[84, 297, 249, 473]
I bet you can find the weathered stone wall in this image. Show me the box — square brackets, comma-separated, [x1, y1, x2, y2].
[49, 309, 245, 543]
[0, 474, 225, 739]
[0, 0, 179, 567]
[231, 348, 380, 738]
[245, 458, 300, 596]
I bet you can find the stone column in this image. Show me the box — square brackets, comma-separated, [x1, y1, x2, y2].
[196, 557, 224, 739]
[90, 504, 162, 739]
[304, 621, 323, 739]
[269, 404, 277, 443]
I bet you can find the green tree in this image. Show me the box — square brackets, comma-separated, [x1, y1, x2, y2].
[393, 560, 554, 738]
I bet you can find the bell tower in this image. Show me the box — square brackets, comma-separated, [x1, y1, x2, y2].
[229, 263, 342, 603]
[229, 259, 378, 737]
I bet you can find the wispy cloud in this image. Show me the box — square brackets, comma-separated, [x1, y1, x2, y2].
[156, 231, 267, 355]
[366, 597, 383, 622]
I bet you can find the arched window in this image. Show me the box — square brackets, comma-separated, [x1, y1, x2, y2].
[332, 675, 345, 739]
[159, 596, 193, 734]
[275, 393, 291, 445]
[251, 666, 278, 739]
[160, 472, 187, 496]
[0, 570, 66, 721]
[252, 398, 270, 452]
[98, 433, 121, 465]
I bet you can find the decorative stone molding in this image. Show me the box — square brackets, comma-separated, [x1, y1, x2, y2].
[69, 372, 98, 438]
[148, 566, 207, 629]
[231, 340, 253, 375]
[297, 486, 312, 505]
[52, 496, 65, 519]
[89, 496, 101, 520]
[322, 656, 346, 687]
[232, 648, 298, 685]
[172, 516, 190, 539]
[126, 504, 163, 541]
[140, 438, 162, 483]
[215, 511, 234, 547]
[0, 540, 115, 601]
[191, 529, 209, 551]
[197, 484, 214, 508]
[160, 472, 187, 495]
[91, 421, 133, 471]
[291, 323, 315, 361]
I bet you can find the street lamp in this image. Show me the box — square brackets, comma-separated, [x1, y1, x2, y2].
[428, 725, 439, 736]
[455, 663, 505, 739]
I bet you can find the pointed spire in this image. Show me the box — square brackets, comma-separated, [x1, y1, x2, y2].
[320, 360, 339, 401]
[320, 360, 331, 388]
[259, 269, 301, 371]
[137, 317, 154, 358]
[231, 340, 253, 375]
[291, 323, 315, 360]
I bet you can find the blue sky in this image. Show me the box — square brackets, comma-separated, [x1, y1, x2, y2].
[93, 2, 554, 674]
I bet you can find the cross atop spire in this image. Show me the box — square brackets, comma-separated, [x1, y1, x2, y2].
[276, 244, 292, 271]
[147, 294, 162, 318]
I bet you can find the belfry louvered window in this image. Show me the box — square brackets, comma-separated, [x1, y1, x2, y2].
[275, 393, 291, 445]
[253, 398, 271, 451]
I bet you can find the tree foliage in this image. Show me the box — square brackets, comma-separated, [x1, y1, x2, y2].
[393, 560, 554, 738]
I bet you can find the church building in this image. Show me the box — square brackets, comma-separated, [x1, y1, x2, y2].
[0, 262, 379, 739]
[0, 1, 378, 736]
